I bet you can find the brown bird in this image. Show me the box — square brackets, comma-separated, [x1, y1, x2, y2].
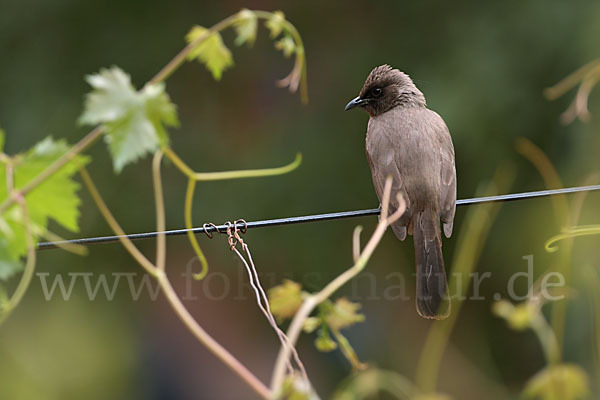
[345, 65, 456, 319]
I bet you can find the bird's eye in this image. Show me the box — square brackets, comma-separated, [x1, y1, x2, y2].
[372, 88, 382, 97]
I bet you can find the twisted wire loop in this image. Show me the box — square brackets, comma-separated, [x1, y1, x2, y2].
[202, 223, 220, 239]
[233, 219, 248, 249]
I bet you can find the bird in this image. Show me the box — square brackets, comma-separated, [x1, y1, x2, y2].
[345, 65, 456, 319]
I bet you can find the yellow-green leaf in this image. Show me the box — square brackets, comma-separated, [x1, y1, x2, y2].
[302, 317, 320, 334]
[279, 374, 319, 400]
[315, 333, 337, 352]
[265, 11, 286, 38]
[275, 35, 296, 58]
[523, 364, 590, 400]
[268, 279, 303, 323]
[234, 9, 258, 47]
[492, 299, 537, 331]
[186, 25, 234, 81]
[0, 137, 90, 279]
[326, 298, 365, 330]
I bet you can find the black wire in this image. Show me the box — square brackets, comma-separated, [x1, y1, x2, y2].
[37, 184, 600, 250]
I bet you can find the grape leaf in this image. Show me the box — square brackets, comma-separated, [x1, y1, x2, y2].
[325, 298, 365, 330]
[268, 279, 303, 323]
[0, 137, 90, 279]
[186, 26, 234, 81]
[234, 9, 258, 47]
[79, 67, 179, 172]
[265, 11, 286, 38]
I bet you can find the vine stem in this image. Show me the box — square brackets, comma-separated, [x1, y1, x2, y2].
[79, 167, 158, 276]
[1, 8, 298, 216]
[156, 272, 271, 399]
[270, 177, 406, 395]
[164, 148, 302, 181]
[81, 166, 272, 399]
[0, 198, 36, 326]
[152, 151, 166, 272]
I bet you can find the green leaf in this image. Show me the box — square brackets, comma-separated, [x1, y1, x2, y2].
[275, 35, 296, 58]
[279, 374, 319, 400]
[186, 26, 234, 81]
[265, 11, 286, 38]
[0, 137, 90, 280]
[325, 298, 365, 330]
[234, 9, 258, 47]
[315, 327, 337, 352]
[79, 67, 179, 172]
[492, 299, 537, 331]
[268, 279, 304, 323]
[302, 317, 320, 334]
[523, 364, 589, 400]
[0, 236, 22, 280]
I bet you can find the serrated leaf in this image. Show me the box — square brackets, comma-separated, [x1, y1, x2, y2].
[79, 67, 179, 172]
[265, 11, 286, 38]
[268, 279, 304, 323]
[0, 137, 89, 280]
[523, 364, 589, 400]
[275, 35, 296, 58]
[186, 26, 234, 81]
[325, 298, 365, 330]
[234, 9, 258, 47]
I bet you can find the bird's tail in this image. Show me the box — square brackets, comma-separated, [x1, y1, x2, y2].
[413, 209, 450, 319]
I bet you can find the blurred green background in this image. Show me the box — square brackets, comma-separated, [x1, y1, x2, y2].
[1, 0, 600, 399]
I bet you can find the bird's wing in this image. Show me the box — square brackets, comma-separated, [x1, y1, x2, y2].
[366, 128, 411, 240]
[436, 120, 456, 238]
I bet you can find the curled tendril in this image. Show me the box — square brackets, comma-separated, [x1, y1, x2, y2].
[545, 59, 600, 125]
[545, 225, 600, 252]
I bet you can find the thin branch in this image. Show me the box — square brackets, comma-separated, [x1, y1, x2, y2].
[83, 164, 270, 398]
[352, 226, 363, 263]
[270, 177, 406, 394]
[152, 151, 167, 272]
[156, 273, 271, 399]
[79, 167, 158, 276]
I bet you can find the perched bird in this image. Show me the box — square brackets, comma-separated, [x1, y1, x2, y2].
[345, 65, 456, 319]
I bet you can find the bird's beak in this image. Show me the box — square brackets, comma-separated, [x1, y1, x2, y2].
[345, 96, 367, 111]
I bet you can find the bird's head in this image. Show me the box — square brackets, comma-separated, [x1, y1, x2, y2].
[345, 64, 426, 117]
